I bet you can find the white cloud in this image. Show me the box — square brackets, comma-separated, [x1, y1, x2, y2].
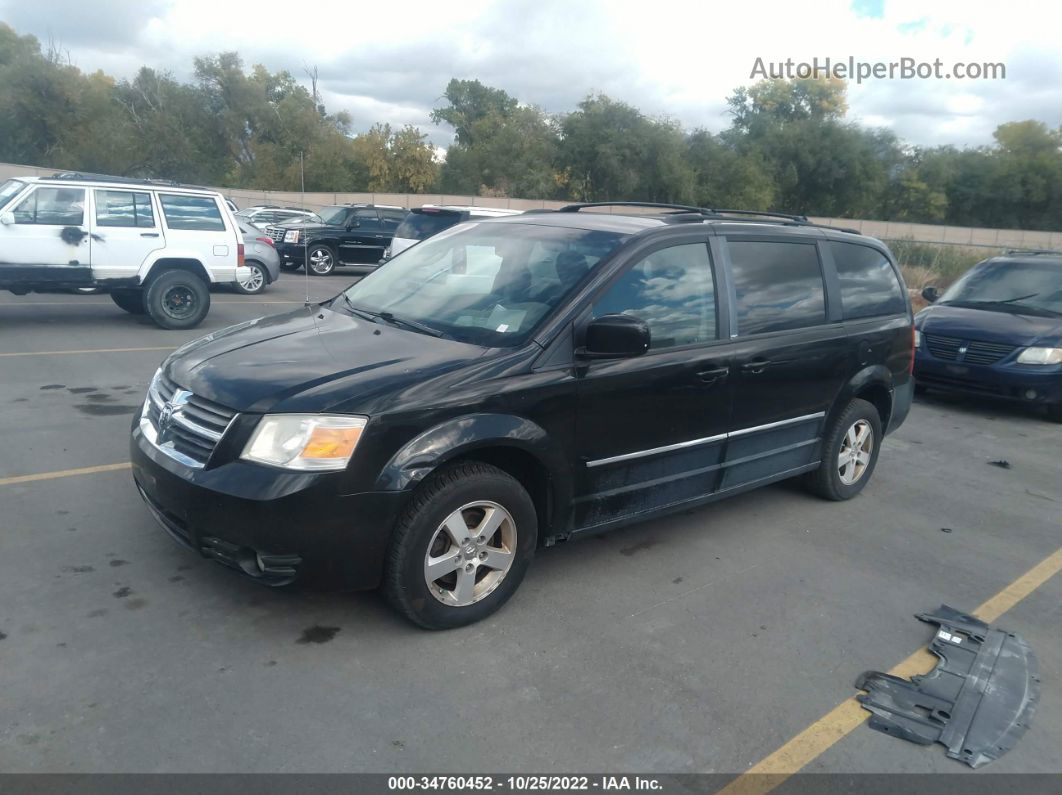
[1, 0, 1057, 148]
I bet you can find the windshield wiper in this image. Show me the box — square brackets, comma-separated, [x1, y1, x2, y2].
[374, 310, 448, 338]
[941, 297, 1062, 317]
[336, 297, 448, 338]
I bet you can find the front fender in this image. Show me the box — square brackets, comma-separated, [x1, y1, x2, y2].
[375, 412, 569, 495]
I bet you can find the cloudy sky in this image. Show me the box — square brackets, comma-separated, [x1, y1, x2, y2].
[1, 0, 1057, 150]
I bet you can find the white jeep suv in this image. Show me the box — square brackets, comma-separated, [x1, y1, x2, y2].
[0, 173, 243, 329]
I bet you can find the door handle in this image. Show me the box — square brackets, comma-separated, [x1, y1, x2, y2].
[696, 366, 730, 382]
[740, 358, 770, 374]
[140, 232, 159, 238]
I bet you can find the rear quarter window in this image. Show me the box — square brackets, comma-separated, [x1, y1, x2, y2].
[831, 241, 906, 319]
[728, 240, 827, 334]
[396, 211, 462, 241]
[158, 194, 226, 231]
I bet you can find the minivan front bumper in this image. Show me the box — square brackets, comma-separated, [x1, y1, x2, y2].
[914, 350, 1062, 405]
[130, 424, 405, 590]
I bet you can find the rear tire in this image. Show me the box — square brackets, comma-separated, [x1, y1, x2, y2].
[384, 462, 537, 630]
[144, 270, 210, 330]
[110, 289, 145, 315]
[306, 244, 337, 276]
[804, 399, 883, 501]
[234, 261, 268, 295]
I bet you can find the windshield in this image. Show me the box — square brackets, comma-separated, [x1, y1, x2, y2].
[339, 221, 626, 346]
[318, 206, 348, 225]
[395, 210, 462, 241]
[939, 259, 1062, 317]
[0, 179, 26, 208]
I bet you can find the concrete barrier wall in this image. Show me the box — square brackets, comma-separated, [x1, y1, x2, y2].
[4, 160, 1060, 250]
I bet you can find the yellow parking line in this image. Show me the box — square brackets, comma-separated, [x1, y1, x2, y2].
[0, 462, 132, 486]
[718, 545, 1062, 795]
[0, 346, 175, 358]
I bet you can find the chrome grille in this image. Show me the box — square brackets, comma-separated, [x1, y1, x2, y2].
[142, 372, 237, 468]
[924, 334, 1017, 366]
[264, 226, 285, 243]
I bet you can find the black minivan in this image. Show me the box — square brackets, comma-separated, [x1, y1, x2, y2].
[131, 203, 914, 629]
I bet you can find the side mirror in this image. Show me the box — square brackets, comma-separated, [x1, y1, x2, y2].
[347, 219, 361, 229]
[921, 285, 940, 303]
[0, 211, 14, 225]
[579, 314, 650, 359]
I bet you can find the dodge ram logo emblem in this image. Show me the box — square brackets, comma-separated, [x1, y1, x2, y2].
[158, 389, 192, 441]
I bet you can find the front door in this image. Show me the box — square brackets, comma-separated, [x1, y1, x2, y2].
[573, 240, 733, 531]
[720, 237, 849, 490]
[89, 189, 166, 283]
[340, 208, 388, 263]
[0, 185, 92, 287]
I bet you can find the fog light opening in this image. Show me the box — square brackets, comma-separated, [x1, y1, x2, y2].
[1025, 389, 1038, 400]
[234, 547, 266, 577]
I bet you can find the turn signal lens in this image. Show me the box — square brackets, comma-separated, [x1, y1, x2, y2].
[241, 414, 367, 471]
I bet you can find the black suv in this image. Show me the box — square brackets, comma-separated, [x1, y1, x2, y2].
[131, 202, 914, 629]
[267, 204, 407, 275]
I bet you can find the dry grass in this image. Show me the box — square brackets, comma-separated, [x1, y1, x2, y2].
[886, 238, 997, 312]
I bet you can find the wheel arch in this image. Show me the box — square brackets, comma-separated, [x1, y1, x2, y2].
[375, 413, 571, 539]
[143, 257, 211, 286]
[828, 365, 894, 430]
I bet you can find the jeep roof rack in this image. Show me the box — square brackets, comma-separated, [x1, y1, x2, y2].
[554, 201, 861, 235]
[42, 171, 213, 192]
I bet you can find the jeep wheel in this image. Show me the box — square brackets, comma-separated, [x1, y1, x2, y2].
[145, 271, 210, 330]
[110, 289, 145, 315]
[234, 261, 268, 295]
[307, 245, 337, 276]
[384, 462, 537, 630]
[804, 398, 883, 501]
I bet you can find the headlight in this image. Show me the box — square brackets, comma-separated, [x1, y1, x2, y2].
[1016, 347, 1062, 365]
[284, 230, 300, 243]
[913, 329, 923, 348]
[241, 414, 367, 471]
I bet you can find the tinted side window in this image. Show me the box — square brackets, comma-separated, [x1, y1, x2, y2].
[95, 190, 155, 228]
[592, 243, 716, 350]
[12, 187, 85, 225]
[729, 240, 826, 334]
[831, 241, 906, 319]
[158, 194, 225, 231]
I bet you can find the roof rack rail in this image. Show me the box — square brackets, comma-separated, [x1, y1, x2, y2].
[1003, 248, 1062, 256]
[557, 201, 809, 223]
[43, 171, 213, 191]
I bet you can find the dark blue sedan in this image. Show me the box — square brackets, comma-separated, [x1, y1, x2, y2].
[914, 251, 1062, 421]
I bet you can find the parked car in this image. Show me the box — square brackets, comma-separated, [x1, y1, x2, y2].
[383, 206, 523, 260]
[131, 202, 914, 628]
[0, 172, 242, 329]
[234, 219, 280, 295]
[236, 205, 321, 228]
[225, 198, 239, 213]
[914, 250, 1062, 420]
[266, 204, 407, 275]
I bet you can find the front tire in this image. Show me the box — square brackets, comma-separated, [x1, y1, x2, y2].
[1047, 403, 1062, 423]
[234, 261, 268, 295]
[110, 289, 145, 314]
[307, 244, 337, 276]
[144, 270, 210, 330]
[384, 462, 537, 630]
[804, 399, 883, 501]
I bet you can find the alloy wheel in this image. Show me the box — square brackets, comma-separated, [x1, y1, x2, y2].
[309, 248, 334, 274]
[423, 501, 517, 607]
[838, 418, 874, 485]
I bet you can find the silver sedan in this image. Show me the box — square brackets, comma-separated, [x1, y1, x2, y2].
[235, 220, 281, 295]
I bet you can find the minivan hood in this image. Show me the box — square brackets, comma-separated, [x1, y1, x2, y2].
[915, 304, 1062, 348]
[166, 305, 485, 414]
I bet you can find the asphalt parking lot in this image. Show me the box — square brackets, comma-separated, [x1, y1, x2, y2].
[1, 274, 1060, 779]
